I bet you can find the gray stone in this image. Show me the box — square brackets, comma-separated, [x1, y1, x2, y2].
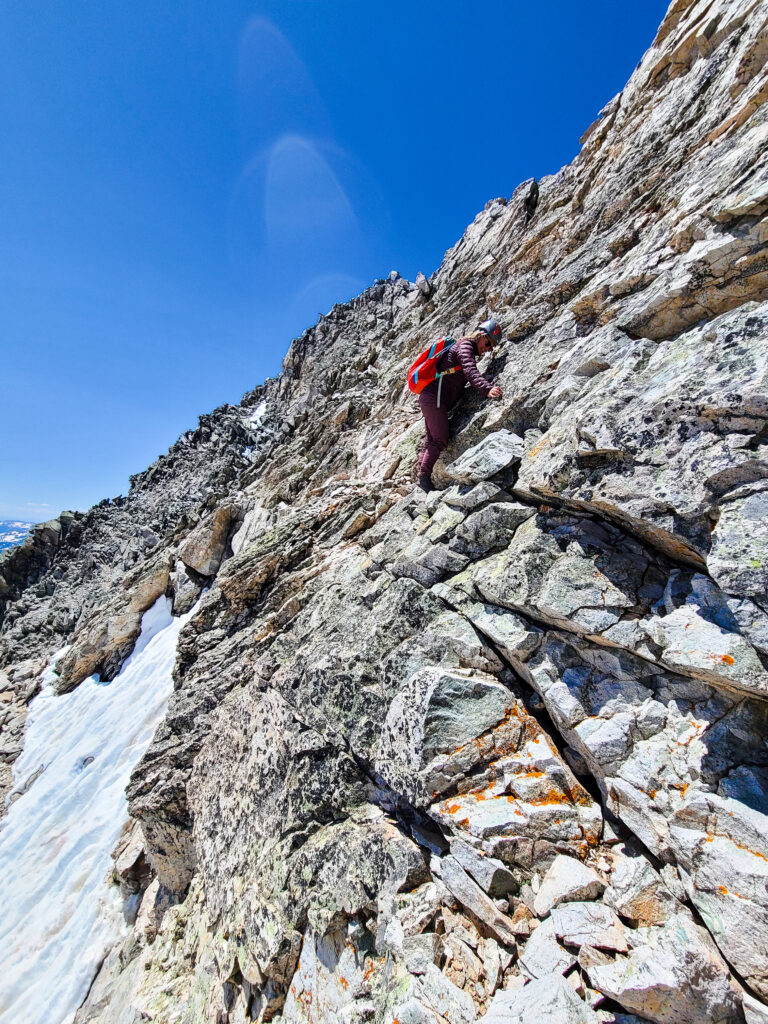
[419, 962, 477, 1024]
[446, 430, 525, 483]
[168, 558, 202, 615]
[603, 853, 676, 927]
[725, 595, 768, 656]
[441, 481, 506, 511]
[585, 914, 742, 1024]
[391, 533, 471, 586]
[428, 714, 603, 865]
[449, 838, 518, 898]
[450, 502, 534, 557]
[669, 789, 768, 1000]
[641, 597, 768, 699]
[376, 667, 513, 803]
[178, 502, 237, 577]
[525, 632, 768, 995]
[518, 917, 576, 979]
[533, 855, 607, 917]
[709, 488, 768, 599]
[550, 902, 628, 952]
[391, 998, 441, 1024]
[397, 881, 449, 937]
[432, 589, 542, 672]
[484, 972, 600, 1023]
[440, 855, 518, 948]
[404, 933, 442, 975]
[743, 992, 768, 1024]
[416, 271, 432, 297]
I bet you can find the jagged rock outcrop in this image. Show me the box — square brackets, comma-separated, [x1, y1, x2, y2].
[2, 1, 768, 1021]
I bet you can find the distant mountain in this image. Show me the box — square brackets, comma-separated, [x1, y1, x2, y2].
[0, 521, 34, 552]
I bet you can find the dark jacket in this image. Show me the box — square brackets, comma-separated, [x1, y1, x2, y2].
[421, 337, 494, 408]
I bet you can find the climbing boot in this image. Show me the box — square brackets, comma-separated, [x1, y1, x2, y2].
[417, 475, 434, 493]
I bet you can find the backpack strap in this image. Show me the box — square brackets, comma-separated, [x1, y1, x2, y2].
[435, 366, 461, 407]
[435, 338, 458, 408]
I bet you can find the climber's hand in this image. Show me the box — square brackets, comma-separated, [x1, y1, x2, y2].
[489, 386, 503, 400]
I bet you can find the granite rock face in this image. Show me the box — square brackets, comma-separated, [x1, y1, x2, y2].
[2, 1, 768, 1022]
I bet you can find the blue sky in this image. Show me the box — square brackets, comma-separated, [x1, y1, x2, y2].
[0, 1, 669, 521]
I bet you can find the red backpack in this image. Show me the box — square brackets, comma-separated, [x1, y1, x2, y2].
[407, 337, 459, 404]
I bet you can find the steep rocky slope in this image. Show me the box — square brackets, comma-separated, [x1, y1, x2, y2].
[2, 0, 768, 1021]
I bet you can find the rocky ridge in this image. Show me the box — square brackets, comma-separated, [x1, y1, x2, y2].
[2, 0, 768, 1021]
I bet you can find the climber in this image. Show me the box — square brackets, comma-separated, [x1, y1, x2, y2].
[414, 318, 503, 493]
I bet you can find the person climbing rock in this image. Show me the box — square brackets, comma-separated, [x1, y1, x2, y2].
[413, 318, 503, 492]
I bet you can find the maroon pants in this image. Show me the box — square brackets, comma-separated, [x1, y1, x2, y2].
[417, 390, 451, 478]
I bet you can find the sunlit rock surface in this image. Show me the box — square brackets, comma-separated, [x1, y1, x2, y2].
[1, 0, 767, 1021]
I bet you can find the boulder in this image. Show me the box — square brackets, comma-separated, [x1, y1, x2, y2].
[484, 972, 600, 1023]
[669, 789, 768, 1000]
[178, 502, 237, 577]
[416, 271, 432, 296]
[533, 855, 606, 917]
[450, 502, 534, 557]
[440, 855, 518, 948]
[518, 916, 576, 980]
[709, 486, 768, 599]
[447, 431, 525, 483]
[585, 914, 742, 1024]
[449, 837, 517, 898]
[54, 556, 172, 690]
[603, 853, 676, 927]
[376, 667, 513, 804]
[744, 993, 768, 1024]
[418, 962, 477, 1024]
[550, 901, 628, 953]
[441, 481, 508, 511]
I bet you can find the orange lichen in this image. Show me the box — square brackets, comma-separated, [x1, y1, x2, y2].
[702, 652, 735, 666]
[719, 886, 728, 895]
[527, 438, 549, 460]
[339, 977, 348, 991]
[524, 791, 575, 807]
[734, 840, 768, 863]
[363, 957, 384, 982]
[467, 777, 499, 799]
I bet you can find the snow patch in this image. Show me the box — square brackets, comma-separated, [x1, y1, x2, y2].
[248, 400, 267, 425]
[0, 598, 192, 1024]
